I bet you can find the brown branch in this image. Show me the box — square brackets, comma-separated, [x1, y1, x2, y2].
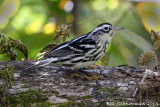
[0, 61, 160, 106]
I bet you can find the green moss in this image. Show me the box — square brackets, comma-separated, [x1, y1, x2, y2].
[21, 81, 30, 88]
[34, 102, 52, 107]
[24, 80, 30, 85]
[1, 89, 52, 107]
[55, 102, 69, 107]
[97, 87, 121, 93]
[97, 88, 106, 92]
[51, 89, 59, 96]
[0, 66, 14, 88]
[66, 96, 75, 101]
[55, 102, 84, 107]
[79, 95, 92, 99]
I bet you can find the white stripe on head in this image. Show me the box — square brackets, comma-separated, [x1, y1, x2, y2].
[90, 24, 112, 36]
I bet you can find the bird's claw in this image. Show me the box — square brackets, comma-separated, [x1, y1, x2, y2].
[71, 71, 102, 80]
[71, 73, 91, 80]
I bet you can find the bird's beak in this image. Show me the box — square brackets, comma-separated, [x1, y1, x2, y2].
[111, 26, 125, 31]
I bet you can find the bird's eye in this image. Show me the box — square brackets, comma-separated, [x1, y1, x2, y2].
[103, 27, 109, 31]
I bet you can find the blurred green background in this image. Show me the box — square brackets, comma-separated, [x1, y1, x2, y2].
[0, 0, 160, 67]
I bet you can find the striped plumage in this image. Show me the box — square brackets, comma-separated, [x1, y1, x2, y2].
[21, 23, 124, 73]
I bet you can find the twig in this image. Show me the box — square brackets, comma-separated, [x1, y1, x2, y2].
[133, 69, 153, 97]
[154, 52, 160, 74]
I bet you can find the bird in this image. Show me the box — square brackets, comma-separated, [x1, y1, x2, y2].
[18, 23, 124, 79]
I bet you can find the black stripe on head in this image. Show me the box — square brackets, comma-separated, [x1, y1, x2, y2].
[97, 23, 112, 28]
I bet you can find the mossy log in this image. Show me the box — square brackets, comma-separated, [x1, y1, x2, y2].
[0, 61, 160, 106]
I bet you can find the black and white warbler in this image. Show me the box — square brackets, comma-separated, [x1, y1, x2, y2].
[19, 23, 124, 77]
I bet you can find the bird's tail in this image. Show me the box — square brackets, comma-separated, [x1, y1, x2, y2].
[17, 63, 38, 81]
[17, 58, 58, 81]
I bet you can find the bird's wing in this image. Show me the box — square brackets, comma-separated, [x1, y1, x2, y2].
[44, 36, 96, 58]
[43, 41, 71, 58]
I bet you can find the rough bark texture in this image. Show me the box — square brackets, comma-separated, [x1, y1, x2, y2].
[0, 61, 160, 106]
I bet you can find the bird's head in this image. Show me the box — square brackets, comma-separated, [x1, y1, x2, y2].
[90, 23, 124, 41]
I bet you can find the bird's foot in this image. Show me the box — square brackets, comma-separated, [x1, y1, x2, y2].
[88, 65, 96, 69]
[88, 65, 102, 69]
[71, 72, 91, 80]
[71, 70, 102, 80]
[90, 74, 103, 80]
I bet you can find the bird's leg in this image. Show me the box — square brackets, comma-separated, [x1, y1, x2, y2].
[88, 65, 97, 69]
[70, 68, 102, 80]
[71, 69, 91, 80]
[88, 64, 102, 69]
[82, 67, 103, 80]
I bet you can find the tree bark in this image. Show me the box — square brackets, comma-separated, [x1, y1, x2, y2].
[0, 61, 160, 106]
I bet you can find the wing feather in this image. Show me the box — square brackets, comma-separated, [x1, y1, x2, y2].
[43, 35, 96, 58]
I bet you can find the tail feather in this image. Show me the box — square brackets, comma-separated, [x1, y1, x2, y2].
[17, 58, 58, 81]
[17, 63, 38, 81]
